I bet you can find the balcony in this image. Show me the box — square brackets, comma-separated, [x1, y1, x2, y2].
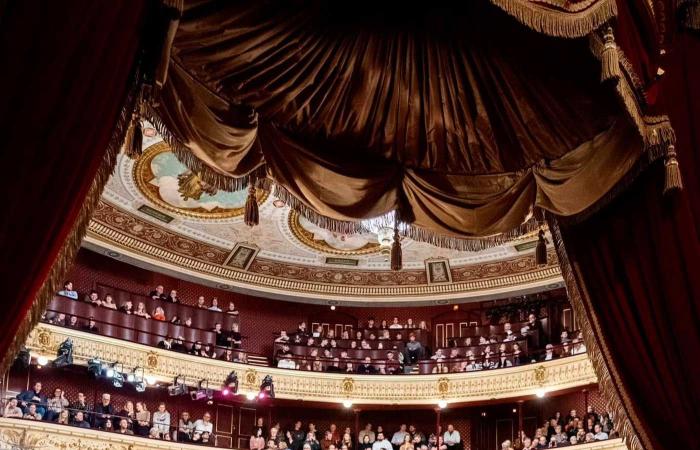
[26, 324, 597, 406]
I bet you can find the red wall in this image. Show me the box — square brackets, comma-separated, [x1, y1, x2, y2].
[65, 250, 473, 354]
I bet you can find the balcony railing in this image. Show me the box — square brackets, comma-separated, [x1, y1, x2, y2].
[25, 324, 597, 405]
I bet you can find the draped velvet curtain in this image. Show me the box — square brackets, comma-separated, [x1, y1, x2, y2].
[553, 22, 700, 450]
[0, 0, 154, 371]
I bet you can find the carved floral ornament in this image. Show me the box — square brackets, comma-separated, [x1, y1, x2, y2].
[26, 325, 598, 405]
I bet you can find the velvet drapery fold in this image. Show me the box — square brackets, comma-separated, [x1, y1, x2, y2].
[147, 0, 675, 249]
[0, 0, 155, 371]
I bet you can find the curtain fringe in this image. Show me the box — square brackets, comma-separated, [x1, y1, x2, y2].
[0, 69, 143, 375]
[548, 217, 651, 450]
[488, 0, 617, 38]
[679, 0, 700, 30]
[142, 103, 267, 192]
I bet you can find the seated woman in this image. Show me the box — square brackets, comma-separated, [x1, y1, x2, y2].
[226, 301, 239, 315]
[57, 281, 78, 299]
[400, 434, 415, 450]
[134, 302, 151, 319]
[152, 306, 166, 321]
[101, 294, 117, 310]
[134, 402, 150, 436]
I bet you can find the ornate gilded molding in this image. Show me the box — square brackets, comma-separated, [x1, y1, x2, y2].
[0, 417, 210, 450]
[27, 325, 597, 405]
[85, 211, 563, 303]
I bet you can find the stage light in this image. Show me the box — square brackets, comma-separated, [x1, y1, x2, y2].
[223, 372, 238, 395]
[168, 375, 188, 396]
[330, 305, 336, 310]
[146, 375, 157, 386]
[438, 400, 448, 409]
[106, 367, 115, 378]
[52, 338, 73, 368]
[535, 389, 546, 398]
[342, 400, 353, 408]
[245, 391, 256, 400]
[191, 379, 213, 401]
[37, 356, 49, 366]
[259, 375, 275, 399]
[127, 373, 135, 382]
[87, 358, 102, 377]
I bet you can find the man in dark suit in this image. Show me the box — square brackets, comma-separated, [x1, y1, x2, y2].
[357, 357, 377, 374]
[148, 285, 167, 301]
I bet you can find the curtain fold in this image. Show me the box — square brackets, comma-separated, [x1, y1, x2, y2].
[0, 0, 153, 371]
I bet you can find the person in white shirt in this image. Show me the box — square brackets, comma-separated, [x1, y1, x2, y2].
[58, 281, 78, 299]
[503, 323, 517, 342]
[389, 317, 402, 329]
[391, 425, 408, 448]
[208, 298, 222, 312]
[192, 412, 213, 443]
[151, 403, 171, 440]
[3, 398, 23, 418]
[443, 424, 460, 450]
[372, 433, 393, 450]
[593, 424, 609, 441]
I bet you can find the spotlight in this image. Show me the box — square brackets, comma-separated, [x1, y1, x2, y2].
[342, 400, 353, 408]
[330, 305, 336, 311]
[127, 373, 135, 383]
[259, 375, 275, 399]
[191, 380, 213, 401]
[245, 391, 256, 401]
[106, 368, 115, 378]
[52, 338, 73, 368]
[512, 408, 517, 413]
[535, 389, 546, 398]
[37, 356, 49, 366]
[146, 375, 157, 386]
[110, 363, 125, 388]
[437, 400, 448, 409]
[224, 371, 238, 395]
[87, 358, 102, 377]
[168, 375, 188, 396]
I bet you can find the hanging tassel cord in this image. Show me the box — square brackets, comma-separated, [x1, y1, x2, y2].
[600, 26, 621, 82]
[244, 180, 260, 227]
[390, 227, 402, 271]
[663, 145, 683, 194]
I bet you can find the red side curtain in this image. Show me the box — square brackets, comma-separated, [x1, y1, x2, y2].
[557, 29, 700, 450]
[0, 1, 150, 367]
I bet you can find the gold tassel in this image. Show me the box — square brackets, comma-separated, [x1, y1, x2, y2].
[123, 111, 143, 159]
[663, 145, 683, 194]
[535, 229, 547, 265]
[600, 26, 621, 82]
[390, 228, 402, 271]
[244, 182, 259, 227]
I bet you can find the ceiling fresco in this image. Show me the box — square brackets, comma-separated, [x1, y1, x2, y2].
[85, 134, 563, 304]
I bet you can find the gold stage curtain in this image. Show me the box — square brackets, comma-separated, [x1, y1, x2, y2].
[147, 0, 669, 247]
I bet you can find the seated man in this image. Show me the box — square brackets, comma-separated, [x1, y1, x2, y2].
[443, 424, 460, 450]
[192, 412, 214, 443]
[503, 323, 517, 342]
[23, 404, 42, 420]
[93, 393, 115, 430]
[3, 398, 23, 418]
[383, 351, 400, 375]
[356, 357, 377, 374]
[372, 433, 393, 450]
[149, 285, 167, 301]
[57, 281, 78, 299]
[16, 381, 46, 418]
[275, 330, 290, 343]
[403, 334, 424, 373]
[85, 290, 101, 306]
[171, 336, 188, 353]
[593, 424, 608, 441]
[101, 294, 118, 310]
[117, 418, 134, 435]
[69, 392, 90, 419]
[82, 317, 99, 333]
[72, 411, 91, 428]
[326, 358, 343, 373]
[151, 402, 171, 440]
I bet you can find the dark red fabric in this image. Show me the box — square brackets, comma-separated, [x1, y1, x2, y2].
[560, 165, 700, 450]
[0, 1, 149, 360]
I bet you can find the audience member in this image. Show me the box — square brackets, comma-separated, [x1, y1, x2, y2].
[93, 393, 115, 430]
[149, 285, 166, 301]
[58, 281, 79, 299]
[16, 382, 46, 418]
